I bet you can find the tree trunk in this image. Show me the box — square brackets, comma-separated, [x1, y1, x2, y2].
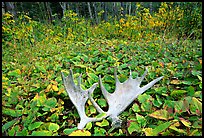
[44, 2, 53, 23]
[93, 2, 99, 24]
[128, 2, 131, 15]
[103, 2, 107, 22]
[87, 2, 93, 20]
[59, 2, 66, 17]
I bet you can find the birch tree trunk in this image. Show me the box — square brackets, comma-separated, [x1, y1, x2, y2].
[59, 2, 66, 17]
[87, 2, 93, 20]
[128, 2, 131, 15]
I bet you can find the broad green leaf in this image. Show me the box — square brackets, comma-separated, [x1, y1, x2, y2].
[120, 63, 127, 69]
[137, 94, 153, 111]
[127, 121, 140, 134]
[28, 122, 43, 131]
[2, 119, 19, 132]
[50, 113, 59, 122]
[137, 94, 151, 103]
[94, 127, 106, 136]
[63, 127, 78, 135]
[95, 119, 109, 127]
[197, 75, 202, 82]
[132, 103, 140, 113]
[8, 125, 20, 136]
[69, 130, 91, 136]
[136, 113, 146, 127]
[31, 130, 52, 136]
[71, 56, 81, 62]
[89, 105, 96, 114]
[45, 97, 57, 108]
[153, 95, 163, 107]
[151, 121, 172, 136]
[96, 65, 103, 72]
[182, 80, 192, 85]
[103, 83, 112, 92]
[174, 100, 186, 113]
[170, 90, 187, 96]
[191, 70, 201, 76]
[103, 75, 114, 83]
[190, 97, 202, 115]
[97, 98, 107, 107]
[34, 93, 47, 106]
[141, 102, 152, 112]
[81, 54, 89, 62]
[187, 86, 195, 96]
[95, 113, 107, 119]
[36, 65, 46, 73]
[85, 122, 92, 130]
[193, 91, 201, 98]
[8, 69, 21, 77]
[16, 127, 28, 136]
[88, 73, 98, 81]
[48, 123, 59, 132]
[148, 109, 173, 121]
[155, 87, 167, 94]
[2, 108, 22, 117]
[192, 119, 202, 129]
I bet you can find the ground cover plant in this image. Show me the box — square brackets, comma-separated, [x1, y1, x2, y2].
[2, 2, 202, 136]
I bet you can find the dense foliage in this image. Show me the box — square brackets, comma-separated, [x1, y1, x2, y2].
[2, 2, 202, 136]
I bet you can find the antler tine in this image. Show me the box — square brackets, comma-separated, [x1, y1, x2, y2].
[99, 75, 112, 103]
[77, 73, 82, 87]
[140, 76, 164, 93]
[114, 67, 120, 84]
[62, 69, 97, 129]
[68, 69, 76, 87]
[129, 68, 132, 79]
[139, 67, 148, 84]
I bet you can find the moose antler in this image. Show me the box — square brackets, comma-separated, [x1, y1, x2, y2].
[61, 67, 163, 129]
[61, 70, 108, 129]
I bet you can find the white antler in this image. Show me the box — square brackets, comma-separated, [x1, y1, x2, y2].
[61, 69, 108, 129]
[61, 67, 163, 129]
